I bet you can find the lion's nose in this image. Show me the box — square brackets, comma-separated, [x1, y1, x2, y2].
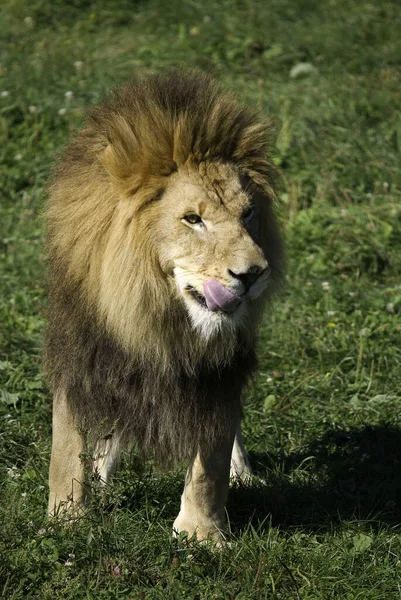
[228, 264, 266, 290]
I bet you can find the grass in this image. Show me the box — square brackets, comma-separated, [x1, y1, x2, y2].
[1, 0, 401, 597]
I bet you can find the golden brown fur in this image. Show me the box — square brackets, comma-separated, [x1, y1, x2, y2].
[44, 70, 283, 538]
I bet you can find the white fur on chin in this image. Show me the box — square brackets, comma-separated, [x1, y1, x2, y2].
[173, 267, 246, 340]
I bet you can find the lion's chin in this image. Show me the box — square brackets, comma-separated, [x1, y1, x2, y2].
[182, 288, 245, 341]
[173, 267, 246, 340]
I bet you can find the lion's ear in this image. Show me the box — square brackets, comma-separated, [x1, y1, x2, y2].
[100, 115, 177, 196]
[100, 116, 143, 194]
[101, 143, 143, 194]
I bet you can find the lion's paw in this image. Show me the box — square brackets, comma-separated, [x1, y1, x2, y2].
[172, 513, 225, 545]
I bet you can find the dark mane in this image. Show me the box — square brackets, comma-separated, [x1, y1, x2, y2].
[87, 70, 277, 181]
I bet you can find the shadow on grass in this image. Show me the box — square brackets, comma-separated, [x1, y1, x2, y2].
[227, 424, 401, 533]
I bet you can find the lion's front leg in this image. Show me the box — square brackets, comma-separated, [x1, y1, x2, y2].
[48, 390, 86, 516]
[48, 390, 122, 517]
[173, 428, 236, 543]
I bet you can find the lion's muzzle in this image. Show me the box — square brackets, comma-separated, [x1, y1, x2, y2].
[202, 263, 270, 312]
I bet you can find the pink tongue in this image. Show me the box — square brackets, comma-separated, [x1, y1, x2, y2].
[203, 279, 241, 312]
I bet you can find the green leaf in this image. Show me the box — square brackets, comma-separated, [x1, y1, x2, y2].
[352, 533, 373, 553]
[263, 395, 277, 411]
[22, 468, 37, 481]
[368, 394, 394, 404]
[0, 389, 20, 408]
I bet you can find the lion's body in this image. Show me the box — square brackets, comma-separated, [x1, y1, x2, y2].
[45, 71, 283, 540]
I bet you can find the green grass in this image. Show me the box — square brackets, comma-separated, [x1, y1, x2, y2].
[1, 0, 401, 597]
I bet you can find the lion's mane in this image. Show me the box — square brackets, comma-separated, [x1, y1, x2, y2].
[43, 71, 282, 462]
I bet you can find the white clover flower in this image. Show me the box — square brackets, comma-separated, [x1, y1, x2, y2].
[266, 377, 273, 383]
[290, 62, 318, 79]
[21, 492, 27, 498]
[386, 302, 394, 314]
[74, 61, 84, 70]
[58, 107, 67, 116]
[65, 91, 74, 101]
[359, 328, 369, 337]
[348, 291, 356, 297]
[327, 310, 336, 317]
[65, 553, 75, 567]
[340, 209, 348, 217]
[1, 90, 9, 98]
[7, 466, 20, 478]
[189, 26, 200, 36]
[24, 16, 34, 27]
[306, 281, 312, 287]
[15, 153, 23, 161]
[321, 281, 330, 291]
[28, 105, 37, 114]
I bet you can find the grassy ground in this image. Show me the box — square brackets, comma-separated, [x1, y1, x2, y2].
[1, 0, 401, 597]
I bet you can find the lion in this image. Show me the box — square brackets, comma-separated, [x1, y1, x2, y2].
[44, 70, 283, 542]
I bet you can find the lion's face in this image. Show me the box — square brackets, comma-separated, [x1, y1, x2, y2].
[152, 162, 279, 338]
[46, 71, 283, 373]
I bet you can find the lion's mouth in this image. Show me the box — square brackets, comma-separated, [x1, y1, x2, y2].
[185, 282, 242, 313]
[186, 285, 208, 309]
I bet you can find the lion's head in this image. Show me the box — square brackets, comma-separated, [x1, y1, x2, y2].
[144, 160, 282, 340]
[47, 71, 283, 367]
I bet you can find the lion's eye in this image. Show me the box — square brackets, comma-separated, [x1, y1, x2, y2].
[183, 214, 203, 225]
[243, 207, 255, 223]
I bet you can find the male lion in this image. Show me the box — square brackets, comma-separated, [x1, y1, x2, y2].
[44, 70, 283, 542]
